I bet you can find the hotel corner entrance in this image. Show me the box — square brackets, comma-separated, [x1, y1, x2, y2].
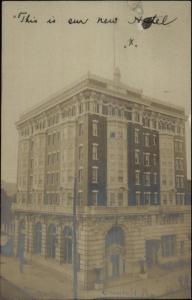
[105, 226, 125, 279]
[111, 254, 120, 277]
[145, 239, 160, 267]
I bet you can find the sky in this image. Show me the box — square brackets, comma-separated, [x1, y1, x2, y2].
[2, 1, 191, 183]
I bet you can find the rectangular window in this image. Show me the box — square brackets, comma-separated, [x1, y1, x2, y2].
[92, 121, 98, 136]
[92, 167, 98, 183]
[134, 129, 139, 144]
[152, 120, 157, 129]
[134, 150, 140, 164]
[176, 159, 180, 170]
[144, 134, 150, 146]
[161, 235, 176, 257]
[48, 135, 51, 145]
[135, 170, 140, 185]
[176, 176, 180, 188]
[144, 172, 150, 186]
[110, 131, 116, 138]
[180, 176, 184, 188]
[93, 103, 99, 113]
[31, 140, 34, 151]
[92, 144, 98, 160]
[118, 170, 123, 183]
[78, 168, 83, 183]
[180, 159, 184, 170]
[30, 159, 33, 169]
[79, 123, 84, 136]
[110, 193, 115, 206]
[118, 193, 123, 206]
[176, 193, 180, 205]
[154, 192, 158, 204]
[78, 191, 83, 206]
[144, 153, 150, 166]
[78, 145, 83, 161]
[154, 173, 157, 184]
[176, 175, 184, 188]
[180, 193, 185, 204]
[67, 192, 72, 206]
[52, 133, 56, 145]
[153, 154, 158, 166]
[143, 118, 150, 128]
[85, 102, 90, 111]
[136, 192, 141, 206]
[92, 191, 98, 206]
[162, 175, 167, 186]
[153, 135, 157, 146]
[135, 112, 140, 122]
[179, 142, 183, 152]
[144, 192, 150, 205]
[79, 103, 83, 114]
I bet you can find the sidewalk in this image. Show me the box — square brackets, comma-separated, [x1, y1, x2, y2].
[0, 255, 191, 299]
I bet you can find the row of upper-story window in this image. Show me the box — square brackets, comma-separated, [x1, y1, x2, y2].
[135, 171, 159, 186]
[174, 140, 184, 153]
[47, 132, 60, 146]
[135, 191, 159, 205]
[46, 172, 60, 186]
[29, 175, 43, 187]
[78, 167, 98, 183]
[161, 175, 185, 188]
[134, 130, 158, 146]
[176, 175, 185, 188]
[156, 215, 184, 225]
[176, 193, 185, 205]
[47, 152, 60, 165]
[16, 190, 186, 209]
[160, 192, 185, 206]
[79, 144, 98, 161]
[45, 192, 60, 205]
[78, 120, 98, 137]
[135, 151, 158, 166]
[175, 158, 184, 171]
[19, 106, 185, 137]
[161, 175, 174, 187]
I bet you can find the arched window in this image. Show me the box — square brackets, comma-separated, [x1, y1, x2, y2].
[105, 226, 124, 248]
[34, 222, 42, 254]
[47, 224, 56, 258]
[64, 226, 72, 263]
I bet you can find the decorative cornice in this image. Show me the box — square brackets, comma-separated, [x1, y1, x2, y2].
[16, 73, 186, 128]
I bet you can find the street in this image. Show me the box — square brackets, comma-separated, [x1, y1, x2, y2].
[0, 277, 34, 300]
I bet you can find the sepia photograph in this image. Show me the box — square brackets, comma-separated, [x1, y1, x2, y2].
[1, 1, 191, 299]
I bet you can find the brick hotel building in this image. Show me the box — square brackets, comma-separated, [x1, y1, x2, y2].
[12, 69, 191, 289]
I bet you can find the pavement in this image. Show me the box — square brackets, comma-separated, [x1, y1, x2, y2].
[0, 255, 191, 299]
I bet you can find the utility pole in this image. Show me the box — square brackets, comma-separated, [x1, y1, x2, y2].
[72, 176, 78, 299]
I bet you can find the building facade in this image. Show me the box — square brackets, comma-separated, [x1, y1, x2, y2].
[12, 70, 191, 289]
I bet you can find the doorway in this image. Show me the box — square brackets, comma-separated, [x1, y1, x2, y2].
[111, 254, 120, 277]
[146, 239, 160, 267]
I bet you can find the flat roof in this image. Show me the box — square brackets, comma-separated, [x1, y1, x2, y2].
[17, 72, 185, 125]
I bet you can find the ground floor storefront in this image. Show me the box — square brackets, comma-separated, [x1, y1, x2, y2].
[12, 211, 191, 289]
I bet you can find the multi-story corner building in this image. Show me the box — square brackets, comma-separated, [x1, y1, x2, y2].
[12, 69, 191, 289]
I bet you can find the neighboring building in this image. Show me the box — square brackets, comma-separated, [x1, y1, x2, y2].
[12, 69, 191, 289]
